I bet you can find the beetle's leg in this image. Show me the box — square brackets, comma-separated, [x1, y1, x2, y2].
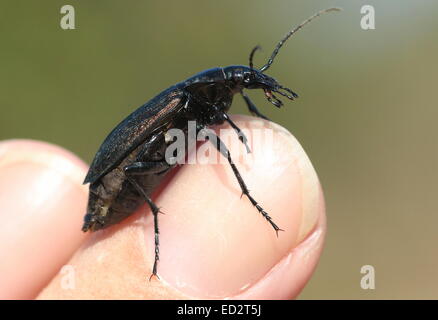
[124, 163, 170, 280]
[221, 112, 251, 154]
[208, 132, 283, 236]
[125, 175, 161, 280]
[241, 92, 270, 121]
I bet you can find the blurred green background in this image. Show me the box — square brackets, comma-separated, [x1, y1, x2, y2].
[1, 0, 437, 299]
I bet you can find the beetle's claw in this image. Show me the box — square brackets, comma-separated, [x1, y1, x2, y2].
[274, 227, 285, 238]
[149, 273, 160, 282]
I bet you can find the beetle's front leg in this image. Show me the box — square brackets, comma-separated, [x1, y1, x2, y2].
[221, 112, 251, 154]
[207, 132, 283, 236]
[124, 161, 171, 280]
[241, 92, 270, 121]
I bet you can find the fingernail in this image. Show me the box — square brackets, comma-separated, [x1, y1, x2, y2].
[0, 140, 88, 299]
[144, 116, 323, 298]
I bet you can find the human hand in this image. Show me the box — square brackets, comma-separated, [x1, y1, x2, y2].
[0, 115, 326, 299]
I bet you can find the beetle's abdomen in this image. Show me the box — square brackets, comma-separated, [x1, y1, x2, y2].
[82, 132, 175, 232]
[84, 179, 143, 231]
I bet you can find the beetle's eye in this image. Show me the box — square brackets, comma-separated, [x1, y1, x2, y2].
[243, 73, 251, 83]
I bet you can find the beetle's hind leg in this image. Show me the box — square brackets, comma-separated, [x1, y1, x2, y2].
[208, 132, 283, 236]
[124, 161, 171, 280]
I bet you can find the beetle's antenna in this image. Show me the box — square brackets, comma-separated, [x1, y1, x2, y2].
[259, 7, 342, 73]
[249, 45, 261, 71]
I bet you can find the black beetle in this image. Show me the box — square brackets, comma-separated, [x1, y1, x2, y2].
[82, 8, 340, 278]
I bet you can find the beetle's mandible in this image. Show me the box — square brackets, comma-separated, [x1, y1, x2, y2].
[82, 8, 341, 279]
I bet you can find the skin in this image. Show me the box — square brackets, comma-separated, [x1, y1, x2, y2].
[0, 115, 326, 299]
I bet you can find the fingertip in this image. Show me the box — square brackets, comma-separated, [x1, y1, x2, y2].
[0, 139, 89, 299]
[0, 139, 88, 185]
[224, 116, 326, 299]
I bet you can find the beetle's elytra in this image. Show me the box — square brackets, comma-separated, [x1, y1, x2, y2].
[82, 8, 341, 279]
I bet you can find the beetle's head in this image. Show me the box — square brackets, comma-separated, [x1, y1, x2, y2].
[240, 64, 298, 108]
[224, 63, 298, 108]
[227, 7, 341, 108]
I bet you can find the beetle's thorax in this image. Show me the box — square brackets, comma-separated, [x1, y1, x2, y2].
[186, 92, 232, 126]
[181, 68, 235, 126]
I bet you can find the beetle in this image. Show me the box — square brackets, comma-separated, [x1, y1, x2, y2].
[82, 8, 340, 279]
